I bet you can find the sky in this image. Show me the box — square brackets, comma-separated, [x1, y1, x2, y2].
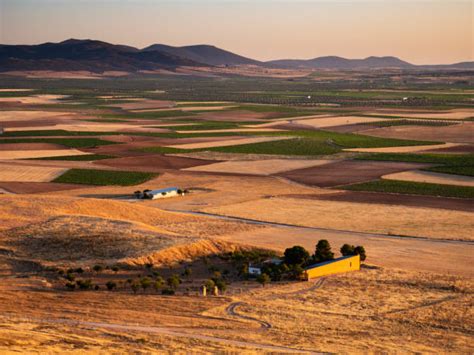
[0, 0, 472, 64]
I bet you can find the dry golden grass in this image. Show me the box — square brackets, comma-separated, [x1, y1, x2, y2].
[370, 109, 474, 119]
[203, 196, 474, 240]
[383, 170, 474, 187]
[205, 267, 473, 352]
[0, 149, 89, 160]
[0, 111, 72, 122]
[184, 159, 334, 175]
[0, 164, 67, 182]
[297, 115, 393, 128]
[344, 142, 463, 153]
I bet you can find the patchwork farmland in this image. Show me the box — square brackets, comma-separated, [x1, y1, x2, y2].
[0, 70, 473, 353]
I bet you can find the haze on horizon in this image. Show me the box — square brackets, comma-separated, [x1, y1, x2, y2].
[0, 0, 472, 65]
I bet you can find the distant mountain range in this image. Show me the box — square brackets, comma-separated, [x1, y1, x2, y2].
[0, 39, 472, 72]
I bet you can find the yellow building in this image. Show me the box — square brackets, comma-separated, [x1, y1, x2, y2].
[303, 254, 360, 281]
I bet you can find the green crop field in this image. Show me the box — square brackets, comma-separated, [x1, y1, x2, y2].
[209, 138, 340, 156]
[343, 179, 474, 199]
[53, 169, 156, 186]
[426, 165, 474, 177]
[357, 119, 457, 127]
[0, 138, 118, 148]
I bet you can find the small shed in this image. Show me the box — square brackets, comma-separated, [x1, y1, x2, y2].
[303, 254, 360, 281]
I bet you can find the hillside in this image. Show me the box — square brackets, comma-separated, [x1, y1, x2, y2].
[267, 56, 414, 69]
[143, 44, 260, 66]
[0, 39, 200, 72]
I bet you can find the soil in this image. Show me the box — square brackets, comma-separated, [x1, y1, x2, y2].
[0, 182, 88, 194]
[282, 190, 474, 212]
[278, 160, 430, 187]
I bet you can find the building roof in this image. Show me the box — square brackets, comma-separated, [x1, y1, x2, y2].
[149, 187, 179, 194]
[304, 255, 358, 270]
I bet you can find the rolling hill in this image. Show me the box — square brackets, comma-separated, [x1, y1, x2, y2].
[266, 56, 415, 69]
[143, 44, 261, 66]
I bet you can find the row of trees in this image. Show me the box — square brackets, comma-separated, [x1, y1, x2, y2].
[284, 240, 366, 267]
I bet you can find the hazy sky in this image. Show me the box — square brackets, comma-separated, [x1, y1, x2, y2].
[0, 0, 472, 64]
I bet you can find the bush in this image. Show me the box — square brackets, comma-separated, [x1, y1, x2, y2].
[183, 267, 192, 277]
[111, 266, 119, 273]
[154, 277, 165, 292]
[106, 281, 117, 291]
[131, 281, 140, 294]
[161, 289, 175, 295]
[76, 279, 93, 290]
[65, 282, 76, 291]
[65, 273, 75, 282]
[313, 240, 334, 263]
[93, 265, 103, 273]
[204, 279, 215, 293]
[214, 279, 227, 293]
[284, 246, 310, 265]
[256, 273, 271, 287]
[140, 277, 152, 292]
[167, 274, 181, 290]
[75, 267, 84, 274]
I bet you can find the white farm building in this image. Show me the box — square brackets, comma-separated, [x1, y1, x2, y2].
[137, 187, 182, 200]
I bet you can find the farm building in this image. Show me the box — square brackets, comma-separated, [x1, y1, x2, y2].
[303, 254, 360, 281]
[136, 187, 182, 200]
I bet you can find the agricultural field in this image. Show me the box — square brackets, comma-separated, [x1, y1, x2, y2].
[0, 71, 473, 352]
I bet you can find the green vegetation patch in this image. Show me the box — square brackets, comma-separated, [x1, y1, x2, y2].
[101, 110, 194, 120]
[358, 119, 457, 127]
[0, 138, 117, 148]
[30, 154, 115, 161]
[343, 179, 474, 199]
[53, 169, 156, 186]
[210, 138, 340, 156]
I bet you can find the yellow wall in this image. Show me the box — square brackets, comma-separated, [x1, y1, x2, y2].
[303, 255, 360, 281]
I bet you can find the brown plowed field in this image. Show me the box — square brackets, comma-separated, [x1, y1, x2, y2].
[282, 191, 474, 212]
[0, 182, 88, 194]
[0, 143, 65, 150]
[278, 160, 429, 187]
[361, 122, 474, 144]
[422, 144, 474, 154]
[96, 154, 218, 172]
[194, 111, 268, 122]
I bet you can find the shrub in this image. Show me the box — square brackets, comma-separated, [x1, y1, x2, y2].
[76, 279, 93, 290]
[183, 267, 192, 277]
[313, 240, 334, 263]
[214, 279, 227, 293]
[167, 274, 181, 290]
[154, 277, 165, 292]
[161, 289, 175, 295]
[111, 266, 119, 273]
[140, 277, 152, 292]
[94, 285, 100, 291]
[256, 273, 271, 287]
[284, 245, 310, 265]
[106, 281, 117, 291]
[131, 281, 140, 294]
[65, 282, 76, 291]
[65, 273, 75, 282]
[93, 265, 103, 273]
[204, 279, 215, 293]
[75, 267, 84, 274]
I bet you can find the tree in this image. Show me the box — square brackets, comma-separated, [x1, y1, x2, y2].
[65, 273, 75, 282]
[75, 267, 84, 274]
[214, 279, 227, 293]
[313, 240, 334, 263]
[354, 246, 367, 261]
[111, 266, 119, 273]
[140, 277, 152, 292]
[284, 246, 310, 265]
[106, 281, 117, 291]
[93, 265, 103, 273]
[167, 274, 181, 290]
[153, 277, 165, 292]
[65, 282, 76, 291]
[256, 273, 271, 287]
[183, 267, 192, 277]
[204, 279, 215, 293]
[340, 244, 355, 256]
[131, 281, 140, 294]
